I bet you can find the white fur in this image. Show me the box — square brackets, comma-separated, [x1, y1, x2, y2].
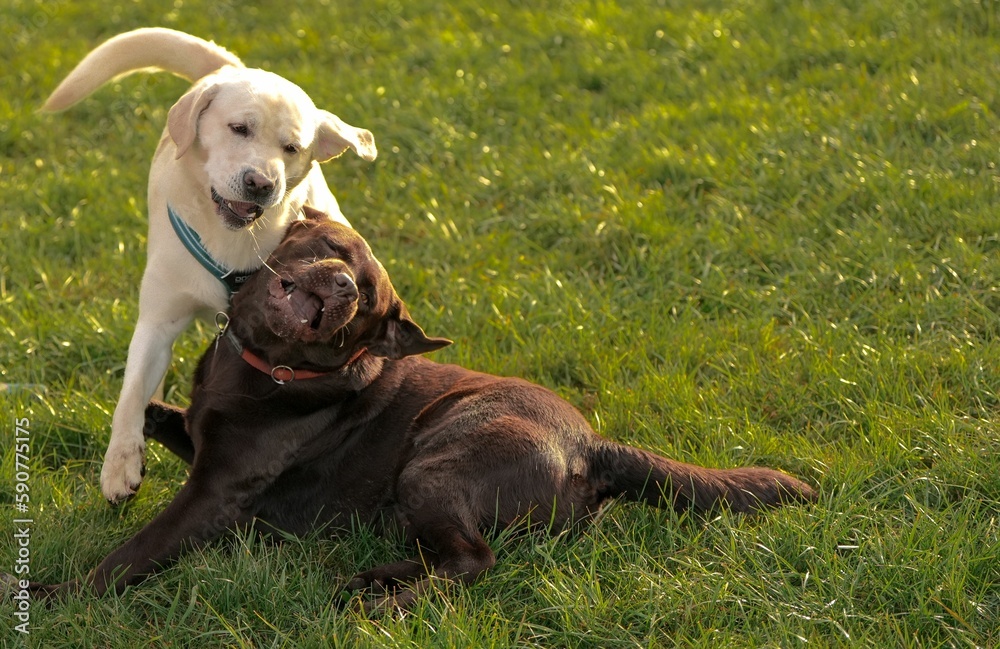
[44, 28, 377, 503]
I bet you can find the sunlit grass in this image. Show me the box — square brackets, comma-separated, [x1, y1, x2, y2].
[2, 0, 998, 646]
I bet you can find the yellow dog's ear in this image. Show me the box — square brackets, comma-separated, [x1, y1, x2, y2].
[315, 110, 377, 162]
[167, 81, 220, 158]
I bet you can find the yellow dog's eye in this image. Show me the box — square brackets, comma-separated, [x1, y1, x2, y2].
[229, 123, 249, 136]
[284, 143, 300, 154]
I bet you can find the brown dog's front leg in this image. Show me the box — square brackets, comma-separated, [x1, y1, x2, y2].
[7, 478, 244, 600]
[87, 479, 250, 596]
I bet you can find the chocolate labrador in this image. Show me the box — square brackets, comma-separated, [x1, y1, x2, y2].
[18, 208, 816, 612]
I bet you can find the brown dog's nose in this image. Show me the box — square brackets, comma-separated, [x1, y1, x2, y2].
[333, 272, 358, 298]
[243, 170, 274, 197]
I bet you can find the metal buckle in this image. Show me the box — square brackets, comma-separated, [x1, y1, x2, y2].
[271, 365, 295, 384]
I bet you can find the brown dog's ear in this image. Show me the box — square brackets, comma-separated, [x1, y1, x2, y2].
[168, 81, 220, 158]
[315, 110, 377, 162]
[368, 309, 451, 360]
[300, 205, 330, 222]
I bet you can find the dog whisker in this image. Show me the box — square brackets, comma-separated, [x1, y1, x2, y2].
[247, 220, 282, 279]
[256, 256, 280, 279]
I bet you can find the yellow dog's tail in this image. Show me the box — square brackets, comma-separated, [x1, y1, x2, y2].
[43, 27, 243, 112]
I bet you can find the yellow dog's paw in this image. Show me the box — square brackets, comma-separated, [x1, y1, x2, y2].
[100, 437, 146, 504]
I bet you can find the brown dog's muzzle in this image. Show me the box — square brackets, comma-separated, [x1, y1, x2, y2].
[265, 261, 359, 342]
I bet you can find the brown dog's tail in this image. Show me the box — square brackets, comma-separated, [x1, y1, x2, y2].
[591, 442, 816, 515]
[44, 28, 244, 112]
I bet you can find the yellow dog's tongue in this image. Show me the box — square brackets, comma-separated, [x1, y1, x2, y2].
[229, 199, 262, 218]
[212, 188, 263, 221]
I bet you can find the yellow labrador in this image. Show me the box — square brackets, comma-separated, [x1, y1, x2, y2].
[44, 28, 377, 503]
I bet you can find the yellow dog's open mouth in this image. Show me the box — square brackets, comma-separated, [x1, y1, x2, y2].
[212, 188, 264, 228]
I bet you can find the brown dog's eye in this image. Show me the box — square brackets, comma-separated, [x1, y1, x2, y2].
[323, 239, 351, 260]
[359, 293, 370, 306]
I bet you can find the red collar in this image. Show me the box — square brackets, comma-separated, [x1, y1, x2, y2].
[224, 328, 366, 384]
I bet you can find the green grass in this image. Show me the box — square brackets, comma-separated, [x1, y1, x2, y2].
[2, 0, 999, 646]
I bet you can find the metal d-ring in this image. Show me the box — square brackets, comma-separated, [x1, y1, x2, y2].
[215, 311, 231, 333]
[270, 365, 295, 384]
[213, 311, 232, 357]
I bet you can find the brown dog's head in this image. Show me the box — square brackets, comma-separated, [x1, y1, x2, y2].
[230, 207, 450, 374]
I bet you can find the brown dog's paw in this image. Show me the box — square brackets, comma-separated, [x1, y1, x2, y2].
[359, 590, 419, 617]
[0, 572, 19, 596]
[345, 557, 430, 594]
[341, 557, 436, 615]
[1, 573, 80, 604]
[339, 581, 421, 617]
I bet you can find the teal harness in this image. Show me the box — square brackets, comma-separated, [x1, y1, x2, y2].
[167, 205, 256, 296]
